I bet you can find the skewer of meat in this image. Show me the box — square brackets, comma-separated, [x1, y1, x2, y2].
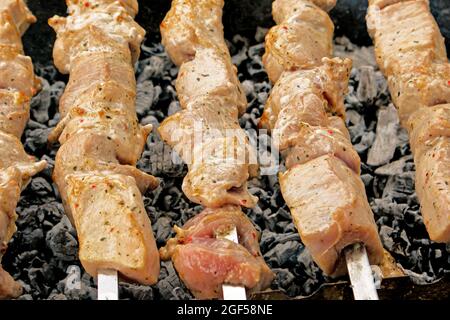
[261, 0, 384, 299]
[0, 0, 47, 299]
[48, 0, 160, 299]
[159, 0, 274, 299]
[366, 0, 450, 243]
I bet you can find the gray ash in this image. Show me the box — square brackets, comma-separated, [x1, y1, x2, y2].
[2, 31, 449, 300]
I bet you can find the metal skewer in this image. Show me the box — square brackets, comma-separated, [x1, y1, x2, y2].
[219, 227, 247, 300]
[97, 269, 119, 300]
[344, 243, 379, 300]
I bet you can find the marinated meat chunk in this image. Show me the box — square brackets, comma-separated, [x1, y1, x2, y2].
[367, 0, 450, 242]
[279, 155, 384, 276]
[367, 0, 446, 75]
[263, 1, 334, 83]
[170, 239, 272, 299]
[160, 0, 228, 66]
[0, 265, 21, 299]
[49, 2, 144, 69]
[0, 0, 35, 34]
[261, 58, 351, 131]
[0, 89, 29, 138]
[49, 0, 160, 285]
[182, 137, 257, 208]
[66, 173, 159, 285]
[281, 124, 361, 174]
[176, 47, 247, 115]
[388, 63, 450, 125]
[414, 137, 450, 243]
[407, 104, 450, 155]
[159, 0, 271, 298]
[0, 1, 46, 298]
[160, 206, 274, 299]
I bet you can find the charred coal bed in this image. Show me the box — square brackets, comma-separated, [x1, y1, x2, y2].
[2, 1, 450, 300]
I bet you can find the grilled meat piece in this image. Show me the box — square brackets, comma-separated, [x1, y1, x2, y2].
[49, 0, 160, 284]
[159, 98, 257, 208]
[262, 0, 384, 276]
[260, 57, 350, 131]
[160, 0, 272, 298]
[0, 0, 47, 299]
[159, 0, 258, 209]
[175, 47, 247, 115]
[263, 1, 334, 83]
[280, 155, 384, 275]
[66, 173, 159, 284]
[367, 0, 450, 243]
[367, 0, 450, 126]
[160, 0, 229, 66]
[160, 206, 274, 299]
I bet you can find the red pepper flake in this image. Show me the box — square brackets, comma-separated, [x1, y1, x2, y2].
[327, 130, 334, 135]
[74, 203, 79, 208]
[447, 80, 450, 86]
[80, 119, 84, 123]
[91, 184, 96, 189]
[84, 1, 90, 7]
[282, 26, 288, 30]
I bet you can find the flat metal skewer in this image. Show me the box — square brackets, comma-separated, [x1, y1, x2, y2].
[344, 243, 379, 300]
[97, 269, 119, 300]
[219, 227, 247, 300]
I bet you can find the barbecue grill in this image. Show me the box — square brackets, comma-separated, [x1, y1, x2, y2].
[1, 0, 449, 300]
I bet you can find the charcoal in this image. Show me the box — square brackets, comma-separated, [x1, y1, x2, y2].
[16, 250, 39, 265]
[2, 5, 447, 299]
[353, 131, 375, 154]
[404, 270, 436, 285]
[45, 217, 78, 262]
[141, 115, 159, 128]
[57, 267, 96, 300]
[167, 101, 181, 116]
[379, 225, 395, 251]
[297, 248, 321, 279]
[275, 207, 291, 220]
[231, 40, 248, 66]
[241, 79, 256, 98]
[120, 283, 154, 300]
[260, 230, 278, 251]
[372, 198, 408, 219]
[48, 292, 68, 300]
[31, 78, 51, 123]
[361, 173, 373, 187]
[154, 216, 173, 246]
[367, 104, 399, 166]
[356, 66, 377, 102]
[382, 173, 415, 202]
[264, 241, 301, 267]
[374, 155, 412, 176]
[335, 38, 376, 67]
[136, 81, 161, 116]
[24, 127, 52, 153]
[255, 27, 269, 43]
[30, 177, 53, 196]
[157, 261, 193, 300]
[137, 55, 172, 82]
[21, 228, 44, 250]
[272, 268, 295, 288]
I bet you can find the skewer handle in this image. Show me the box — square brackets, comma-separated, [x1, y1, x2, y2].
[220, 227, 247, 300]
[97, 269, 119, 300]
[345, 243, 379, 300]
